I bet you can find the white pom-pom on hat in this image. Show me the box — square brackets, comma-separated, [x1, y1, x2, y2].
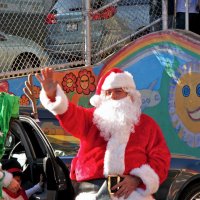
[90, 68, 136, 107]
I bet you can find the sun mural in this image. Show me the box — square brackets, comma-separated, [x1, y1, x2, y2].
[169, 61, 200, 147]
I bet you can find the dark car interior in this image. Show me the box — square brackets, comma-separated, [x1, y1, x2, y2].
[2, 118, 47, 199]
[1, 116, 75, 200]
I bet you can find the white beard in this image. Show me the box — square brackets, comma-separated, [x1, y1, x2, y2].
[93, 96, 141, 141]
[93, 96, 141, 175]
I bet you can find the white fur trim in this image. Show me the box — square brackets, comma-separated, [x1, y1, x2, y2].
[90, 95, 101, 107]
[102, 71, 136, 91]
[75, 192, 97, 200]
[130, 164, 159, 195]
[104, 133, 130, 176]
[40, 84, 69, 115]
[2, 171, 13, 187]
[75, 189, 154, 200]
[111, 190, 154, 200]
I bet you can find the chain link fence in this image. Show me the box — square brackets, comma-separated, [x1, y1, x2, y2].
[0, 0, 163, 79]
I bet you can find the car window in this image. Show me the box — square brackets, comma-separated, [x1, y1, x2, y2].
[51, 0, 109, 13]
[2, 123, 28, 171]
[3, 131, 21, 160]
[20, 107, 79, 157]
[92, 0, 107, 9]
[118, 0, 149, 6]
[52, 0, 82, 13]
[21, 121, 47, 158]
[9, 141, 27, 169]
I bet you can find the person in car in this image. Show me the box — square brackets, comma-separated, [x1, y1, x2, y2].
[0, 92, 22, 199]
[0, 165, 20, 199]
[36, 67, 171, 200]
[2, 159, 43, 200]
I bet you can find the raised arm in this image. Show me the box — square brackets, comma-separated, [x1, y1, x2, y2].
[35, 67, 57, 101]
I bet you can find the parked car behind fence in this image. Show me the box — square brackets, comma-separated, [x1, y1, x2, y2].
[0, 31, 49, 75]
[0, 0, 161, 76]
[44, 0, 150, 64]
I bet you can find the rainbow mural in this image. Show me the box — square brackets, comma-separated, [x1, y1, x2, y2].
[3, 29, 200, 157]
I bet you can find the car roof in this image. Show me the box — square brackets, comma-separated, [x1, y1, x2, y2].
[19, 106, 55, 120]
[52, 0, 82, 12]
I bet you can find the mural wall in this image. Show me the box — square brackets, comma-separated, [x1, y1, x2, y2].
[2, 30, 200, 157]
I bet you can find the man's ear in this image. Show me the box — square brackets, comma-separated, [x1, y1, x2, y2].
[128, 95, 134, 103]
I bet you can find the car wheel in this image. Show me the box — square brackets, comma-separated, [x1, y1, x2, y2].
[178, 183, 200, 200]
[12, 53, 40, 71]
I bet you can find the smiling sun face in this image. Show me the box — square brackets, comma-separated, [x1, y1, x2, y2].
[169, 62, 200, 147]
[175, 73, 200, 132]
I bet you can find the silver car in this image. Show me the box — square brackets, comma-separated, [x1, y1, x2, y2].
[0, 31, 48, 72]
[44, 0, 150, 63]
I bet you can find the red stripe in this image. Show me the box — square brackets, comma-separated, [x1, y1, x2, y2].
[7, 168, 22, 173]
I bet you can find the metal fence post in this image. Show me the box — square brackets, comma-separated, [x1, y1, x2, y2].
[84, 0, 92, 66]
[185, 0, 189, 31]
[162, 0, 168, 30]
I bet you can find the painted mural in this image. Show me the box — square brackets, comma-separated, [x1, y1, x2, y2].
[2, 29, 200, 157]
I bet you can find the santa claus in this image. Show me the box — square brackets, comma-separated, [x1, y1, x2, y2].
[37, 67, 171, 200]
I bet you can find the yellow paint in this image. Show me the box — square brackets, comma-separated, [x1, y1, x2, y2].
[47, 135, 80, 143]
[175, 72, 200, 133]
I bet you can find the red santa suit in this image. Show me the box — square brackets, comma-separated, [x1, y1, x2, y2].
[0, 164, 13, 190]
[2, 188, 28, 200]
[40, 68, 171, 200]
[2, 160, 28, 200]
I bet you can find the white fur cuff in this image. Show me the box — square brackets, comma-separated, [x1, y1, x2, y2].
[40, 84, 69, 115]
[111, 190, 154, 200]
[130, 164, 159, 196]
[75, 192, 97, 200]
[3, 171, 13, 187]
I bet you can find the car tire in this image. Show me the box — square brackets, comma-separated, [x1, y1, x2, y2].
[178, 183, 200, 200]
[12, 53, 40, 71]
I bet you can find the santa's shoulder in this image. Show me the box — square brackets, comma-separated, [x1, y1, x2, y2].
[138, 113, 160, 127]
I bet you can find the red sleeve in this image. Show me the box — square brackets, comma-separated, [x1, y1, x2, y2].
[55, 102, 94, 139]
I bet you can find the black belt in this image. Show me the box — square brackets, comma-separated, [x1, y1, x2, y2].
[77, 178, 106, 193]
[76, 175, 122, 197]
[107, 175, 123, 194]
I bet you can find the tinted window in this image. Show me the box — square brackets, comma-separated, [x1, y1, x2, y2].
[52, 0, 82, 13]
[118, 0, 149, 6]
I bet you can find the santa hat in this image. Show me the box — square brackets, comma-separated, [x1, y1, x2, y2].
[90, 68, 137, 107]
[2, 159, 23, 177]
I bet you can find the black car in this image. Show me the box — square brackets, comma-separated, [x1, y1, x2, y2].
[4, 109, 200, 200]
[155, 154, 200, 200]
[60, 154, 200, 200]
[2, 114, 75, 200]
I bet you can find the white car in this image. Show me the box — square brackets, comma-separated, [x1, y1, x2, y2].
[0, 31, 49, 72]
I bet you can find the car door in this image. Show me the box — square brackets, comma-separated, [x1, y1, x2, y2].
[6, 115, 75, 200]
[0, 32, 9, 69]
